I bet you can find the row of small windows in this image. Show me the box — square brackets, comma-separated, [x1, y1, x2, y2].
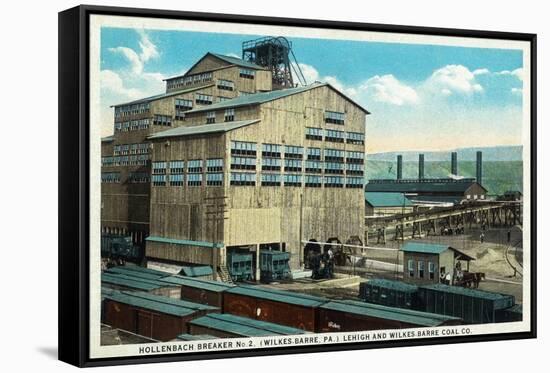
[231, 141, 257, 156]
[306, 127, 365, 144]
[166, 72, 213, 90]
[175, 98, 193, 111]
[152, 159, 224, 187]
[196, 93, 213, 105]
[217, 79, 235, 91]
[231, 173, 363, 188]
[101, 172, 121, 183]
[115, 119, 150, 132]
[153, 115, 172, 126]
[407, 259, 436, 280]
[152, 172, 224, 187]
[113, 143, 149, 156]
[239, 68, 256, 79]
[114, 103, 150, 119]
[324, 110, 346, 125]
[102, 155, 150, 167]
[128, 172, 150, 183]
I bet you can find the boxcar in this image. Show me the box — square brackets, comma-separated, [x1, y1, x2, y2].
[101, 272, 181, 298]
[160, 276, 235, 309]
[418, 284, 515, 324]
[259, 250, 291, 283]
[316, 299, 461, 333]
[188, 313, 309, 338]
[223, 284, 327, 331]
[103, 291, 219, 341]
[495, 304, 523, 322]
[359, 279, 419, 309]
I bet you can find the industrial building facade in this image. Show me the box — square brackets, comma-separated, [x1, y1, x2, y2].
[101, 53, 273, 248]
[101, 48, 369, 278]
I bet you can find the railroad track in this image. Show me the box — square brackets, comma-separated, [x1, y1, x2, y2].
[504, 238, 523, 277]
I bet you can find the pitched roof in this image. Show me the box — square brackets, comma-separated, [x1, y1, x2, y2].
[145, 235, 225, 248]
[400, 242, 475, 261]
[101, 273, 172, 291]
[111, 84, 214, 107]
[189, 313, 308, 337]
[210, 53, 266, 70]
[160, 275, 235, 292]
[123, 291, 218, 312]
[147, 119, 260, 140]
[365, 192, 413, 208]
[226, 284, 327, 307]
[180, 265, 213, 277]
[104, 291, 211, 317]
[365, 178, 487, 193]
[400, 242, 450, 255]
[101, 135, 114, 142]
[184, 82, 370, 115]
[319, 300, 460, 327]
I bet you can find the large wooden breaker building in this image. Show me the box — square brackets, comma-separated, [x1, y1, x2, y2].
[101, 53, 272, 248]
[145, 82, 369, 276]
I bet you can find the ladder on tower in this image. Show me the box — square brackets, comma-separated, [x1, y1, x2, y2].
[217, 265, 234, 284]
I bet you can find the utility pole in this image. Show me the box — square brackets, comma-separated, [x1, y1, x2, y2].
[204, 195, 228, 281]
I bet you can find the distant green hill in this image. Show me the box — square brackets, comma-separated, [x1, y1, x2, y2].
[366, 160, 523, 196]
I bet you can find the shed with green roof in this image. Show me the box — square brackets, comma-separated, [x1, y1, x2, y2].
[365, 192, 414, 217]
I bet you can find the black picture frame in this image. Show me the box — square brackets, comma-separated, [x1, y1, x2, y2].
[58, 4, 537, 367]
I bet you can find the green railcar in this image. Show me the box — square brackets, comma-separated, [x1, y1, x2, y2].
[227, 252, 254, 282]
[260, 250, 291, 283]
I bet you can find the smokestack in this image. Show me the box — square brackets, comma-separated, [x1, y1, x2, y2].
[451, 152, 458, 176]
[476, 151, 483, 185]
[397, 155, 403, 180]
[418, 154, 425, 180]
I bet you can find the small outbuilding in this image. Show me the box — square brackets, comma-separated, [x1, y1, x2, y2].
[365, 192, 414, 217]
[400, 242, 475, 285]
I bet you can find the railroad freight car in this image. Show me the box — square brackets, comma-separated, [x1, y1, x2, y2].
[317, 299, 461, 333]
[227, 252, 254, 281]
[359, 279, 419, 309]
[103, 291, 219, 341]
[101, 272, 181, 298]
[188, 313, 309, 338]
[496, 304, 523, 322]
[418, 284, 515, 324]
[223, 284, 327, 331]
[160, 276, 235, 309]
[101, 234, 143, 263]
[259, 250, 291, 283]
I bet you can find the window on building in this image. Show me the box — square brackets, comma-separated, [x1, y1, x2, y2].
[231, 141, 256, 156]
[113, 156, 121, 166]
[153, 115, 172, 126]
[101, 172, 120, 183]
[114, 122, 122, 132]
[138, 143, 149, 154]
[129, 155, 138, 166]
[284, 159, 302, 172]
[262, 143, 281, 158]
[128, 172, 149, 183]
[129, 144, 138, 155]
[325, 110, 345, 125]
[231, 156, 256, 170]
[230, 172, 256, 186]
[305, 160, 322, 173]
[346, 151, 365, 164]
[175, 110, 186, 121]
[169, 160, 185, 174]
[325, 149, 345, 162]
[224, 108, 235, 122]
[169, 174, 184, 186]
[307, 147, 321, 160]
[347, 131, 365, 145]
[119, 156, 129, 166]
[325, 162, 344, 174]
[217, 79, 235, 91]
[196, 93, 213, 105]
[262, 157, 281, 171]
[175, 98, 193, 111]
[284, 145, 304, 159]
[187, 159, 203, 173]
[261, 173, 281, 186]
[324, 176, 344, 188]
[284, 174, 302, 187]
[130, 120, 139, 131]
[305, 175, 322, 187]
[206, 158, 223, 172]
[408, 259, 415, 277]
[152, 161, 167, 174]
[137, 154, 150, 166]
[418, 260, 425, 278]
[138, 119, 150, 130]
[187, 173, 202, 186]
[101, 156, 114, 167]
[122, 122, 130, 132]
[325, 129, 345, 142]
[120, 144, 129, 155]
[206, 111, 216, 124]
[305, 127, 323, 141]
[113, 145, 121, 156]
[206, 172, 223, 186]
[429, 262, 435, 280]
[152, 174, 166, 186]
[346, 163, 364, 175]
[345, 176, 364, 188]
[239, 68, 255, 79]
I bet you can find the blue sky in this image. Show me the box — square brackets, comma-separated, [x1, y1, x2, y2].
[100, 27, 524, 153]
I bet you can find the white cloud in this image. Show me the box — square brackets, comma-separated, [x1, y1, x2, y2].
[359, 75, 419, 106]
[425, 65, 484, 95]
[473, 68, 490, 76]
[511, 87, 523, 95]
[497, 68, 524, 81]
[137, 29, 159, 62]
[108, 46, 143, 74]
